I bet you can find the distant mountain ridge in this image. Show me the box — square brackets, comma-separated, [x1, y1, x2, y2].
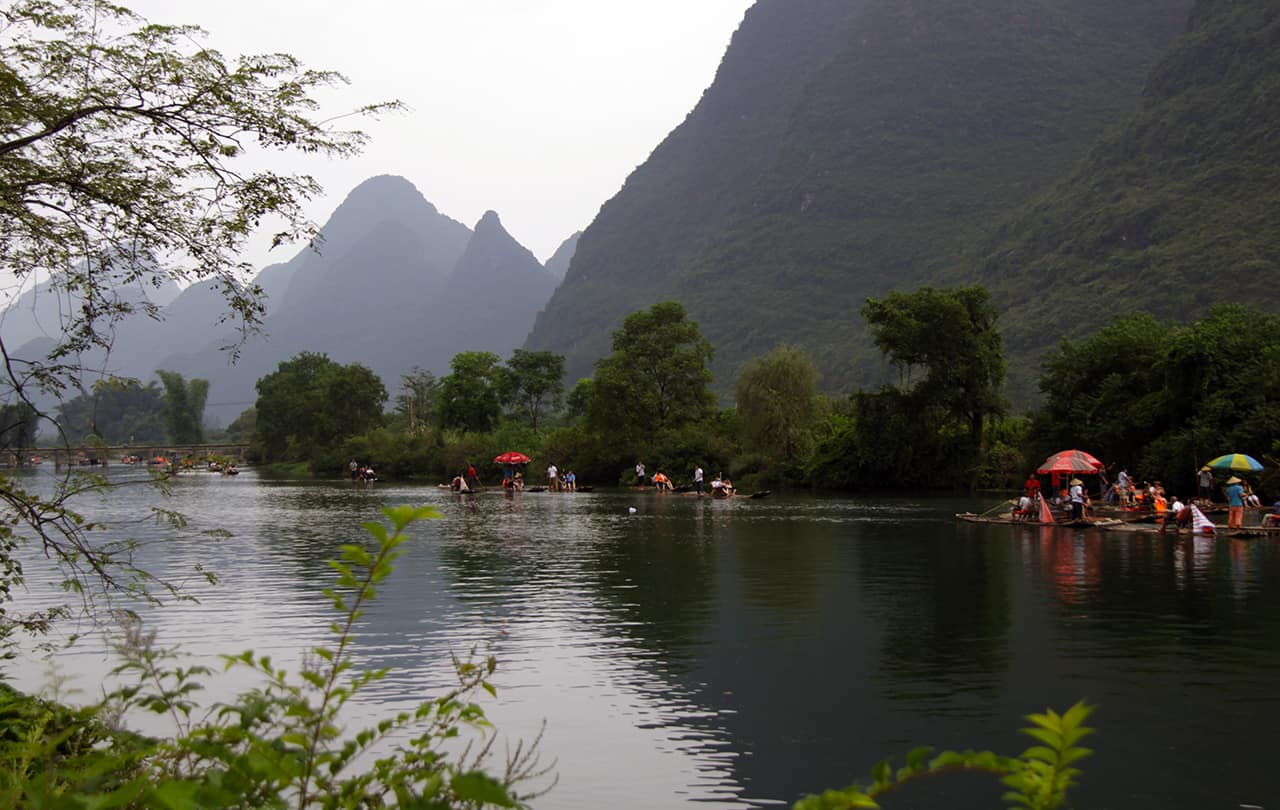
[526, 0, 1196, 397]
[2, 175, 566, 426]
[1, 272, 180, 354]
[544, 232, 580, 281]
[160, 176, 562, 423]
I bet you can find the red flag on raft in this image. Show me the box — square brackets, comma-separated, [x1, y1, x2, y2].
[1039, 496, 1055, 524]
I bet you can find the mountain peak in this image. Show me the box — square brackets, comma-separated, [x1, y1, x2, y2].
[475, 210, 504, 232]
[340, 175, 439, 216]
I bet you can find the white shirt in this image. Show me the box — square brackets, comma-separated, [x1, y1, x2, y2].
[547, 464, 557, 479]
[694, 467, 703, 482]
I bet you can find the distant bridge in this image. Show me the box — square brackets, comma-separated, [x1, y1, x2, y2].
[5, 443, 249, 469]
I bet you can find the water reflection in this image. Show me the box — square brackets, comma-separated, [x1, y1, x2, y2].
[10, 479, 1280, 809]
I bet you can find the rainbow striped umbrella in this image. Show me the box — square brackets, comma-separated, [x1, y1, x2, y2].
[1202, 453, 1263, 473]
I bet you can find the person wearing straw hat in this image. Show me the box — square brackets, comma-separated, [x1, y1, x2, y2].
[1225, 476, 1246, 529]
[1068, 477, 1085, 521]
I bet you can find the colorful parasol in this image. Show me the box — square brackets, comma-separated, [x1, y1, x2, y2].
[1201, 453, 1263, 473]
[1036, 449, 1104, 475]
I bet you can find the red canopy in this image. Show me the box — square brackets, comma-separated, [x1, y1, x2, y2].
[493, 451, 531, 465]
[1036, 449, 1103, 474]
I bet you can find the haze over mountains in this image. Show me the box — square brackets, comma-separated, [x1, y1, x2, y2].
[2, 175, 565, 424]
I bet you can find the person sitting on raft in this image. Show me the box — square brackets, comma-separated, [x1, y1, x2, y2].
[710, 474, 735, 497]
[652, 471, 672, 492]
[1263, 498, 1280, 527]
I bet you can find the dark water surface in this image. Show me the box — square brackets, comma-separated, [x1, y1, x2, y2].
[12, 470, 1280, 808]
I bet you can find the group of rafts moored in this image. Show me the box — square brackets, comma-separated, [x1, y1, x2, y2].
[956, 449, 1280, 539]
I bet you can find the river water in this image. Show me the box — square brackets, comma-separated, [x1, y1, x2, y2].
[9, 468, 1280, 809]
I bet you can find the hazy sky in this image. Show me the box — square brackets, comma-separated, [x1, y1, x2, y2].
[127, 0, 755, 269]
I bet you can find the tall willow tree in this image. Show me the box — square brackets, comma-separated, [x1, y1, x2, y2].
[0, 0, 395, 640]
[735, 344, 821, 463]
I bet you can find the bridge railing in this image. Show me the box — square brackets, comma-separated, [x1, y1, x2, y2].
[4, 444, 249, 469]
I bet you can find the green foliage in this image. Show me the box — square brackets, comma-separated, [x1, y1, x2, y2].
[226, 407, 257, 443]
[501, 350, 564, 433]
[808, 390, 970, 490]
[794, 701, 1094, 810]
[393, 367, 441, 437]
[0, 681, 151, 804]
[0, 0, 392, 646]
[0, 402, 39, 452]
[587, 302, 715, 449]
[155, 370, 209, 444]
[973, 417, 1031, 490]
[537, 424, 615, 484]
[863, 286, 1005, 455]
[55, 378, 167, 444]
[639, 419, 737, 490]
[0, 0, 397, 392]
[735, 345, 822, 464]
[982, 0, 1280, 402]
[336, 428, 444, 480]
[1029, 312, 1174, 465]
[252, 353, 387, 465]
[439, 352, 504, 435]
[1030, 305, 1280, 494]
[1, 507, 548, 808]
[801, 286, 1006, 490]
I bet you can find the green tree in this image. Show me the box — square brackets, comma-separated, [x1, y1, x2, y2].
[0, 0, 393, 641]
[253, 353, 386, 464]
[862, 286, 1005, 458]
[735, 345, 821, 463]
[394, 367, 439, 436]
[565, 378, 594, 421]
[0, 403, 37, 455]
[55, 378, 166, 444]
[503, 349, 564, 432]
[438, 352, 502, 434]
[1030, 312, 1174, 466]
[1033, 304, 1280, 492]
[588, 302, 715, 443]
[226, 406, 257, 442]
[155, 371, 209, 444]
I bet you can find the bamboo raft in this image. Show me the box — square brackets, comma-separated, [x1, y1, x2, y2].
[955, 512, 1123, 529]
[1101, 521, 1280, 538]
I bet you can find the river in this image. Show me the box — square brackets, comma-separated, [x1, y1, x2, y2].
[9, 468, 1280, 808]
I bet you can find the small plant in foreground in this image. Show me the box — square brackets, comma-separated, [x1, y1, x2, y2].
[793, 701, 1094, 810]
[5, 505, 550, 808]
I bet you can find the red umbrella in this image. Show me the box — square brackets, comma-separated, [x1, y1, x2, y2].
[493, 451, 531, 465]
[1036, 449, 1104, 474]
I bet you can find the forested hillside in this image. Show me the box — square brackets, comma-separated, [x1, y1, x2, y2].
[526, 0, 1193, 396]
[980, 0, 1280, 401]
